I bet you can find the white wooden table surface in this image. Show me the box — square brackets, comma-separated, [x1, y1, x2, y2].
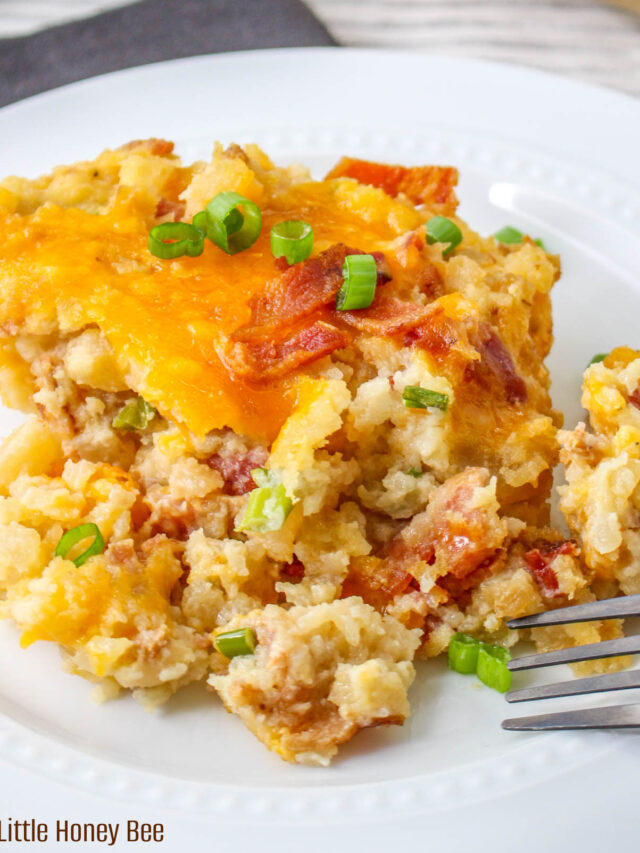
[0, 0, 638, 96]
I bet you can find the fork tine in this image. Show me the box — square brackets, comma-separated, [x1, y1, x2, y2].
[506, 668, 640, 702]
[506, 593, 640, 629]
[502, 703, 640, 731]
[508, 634, 640, 671]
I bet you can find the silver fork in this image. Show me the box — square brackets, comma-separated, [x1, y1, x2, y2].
[501, 594, 640, 731]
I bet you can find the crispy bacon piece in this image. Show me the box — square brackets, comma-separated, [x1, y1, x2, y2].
[338, 296, 429, 337]
[242, 244, 388, 334]
[524, 540, 578, 599]
[225, 245, 390, 381]
[325, 157, 459, 214]
[628, 388, 640, 410]
[340, 295, 476, 377]
[402, 306, 481, 383]
[206, 446, 268, 495]
[389, 468, 502, 580]
[226, 319, 351, 381]
[155, 197, 186, 221]
[341, 556, 417, 611]
[436, 561, 496, 607]
[281, 559, 306, 582]
[469, 323, 528, 404]
[385, 469, 508, 607]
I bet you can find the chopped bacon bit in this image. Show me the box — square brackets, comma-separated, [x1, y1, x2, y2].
[226, 319, 352, 381]
[325, 157, 459, 214]
[417, 263, 444, 299]
[404, 305, 466, 365]
[225, 244, 395, 381]
[281, 559, 305, 582]
[524, 540, 578, 599]
[274, 256, 291, 272]
[628, 388, 640, 410]
[155, 197, 186, 221]
[436, 554, 500, 608]
[338, 296, 430, 337]
[472, 323, 527, 404]
[223, 143, 249, 163]
[341, 557, 417, 611]
[120, 138, 174, 157]
[130, 497, 152, 531]
[148, 498, 197, 540]
[241, 244, 388, 334]
[242, 244, 355, 331]
[422, 612, 443, 641]
[206, 446, 268, 496]
[388, 469, 505, 603]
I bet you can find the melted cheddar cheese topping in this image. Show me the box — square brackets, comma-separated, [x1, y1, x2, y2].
[0, 179, 422, 440]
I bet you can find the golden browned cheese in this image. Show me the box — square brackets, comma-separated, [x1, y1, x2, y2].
[0, 152, 426, 441]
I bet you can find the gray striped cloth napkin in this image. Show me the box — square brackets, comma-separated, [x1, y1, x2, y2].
[308, 0, 640, 96]
[0, 0, 335, 108]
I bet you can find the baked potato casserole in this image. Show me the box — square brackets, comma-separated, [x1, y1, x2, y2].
[0, 139, 627, 765]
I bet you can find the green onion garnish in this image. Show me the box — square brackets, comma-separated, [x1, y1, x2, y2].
[476, 643, 512, 693]
[55, 523, 105, 568]
[589, 353, 608, 365]
[214, 627, 257, 658]
[495, 225, 546, 251]
[407, 467, 424, 478]
[192, 210, 208, 233]
[236, 468, 293, 533]
[336, 254, 378, 311]
[148, 222, 205, 259]
[113, 396, 157, 431]
[425, 216, 462, 256]
[270, 220, 314, 265]
[448, 632, 480, 675]
[448, 633, 512, 692]
[494, 225, 524, 245]
[203, 191, 262, 255]
[402, 385, 449, 411]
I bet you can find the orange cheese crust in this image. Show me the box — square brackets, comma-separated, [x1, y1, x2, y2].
[0, 150, 431, 441]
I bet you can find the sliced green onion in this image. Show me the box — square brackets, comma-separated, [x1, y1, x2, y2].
[236, 468, 293, 533]
[55, 523, 105, 568]
[448, 634, 512, 692]
[336, 254, 378, 311]
[425, 216, 462, 256]
[402, 385, 449, 411]
[148, 222, 205, 259]
[192, 210, 208, 233]
[113, 397, 157, 430]
[494, 225, 524, 245]
[214, 627, 257, 658]
[476, 643, 512, 693]
[495, 225, 546, 251]
[270, 220, 314, 265]
[589, 353, 608, 365]
[204, 191, 262, 255]
[448, 633, 481, 675]
[407, 467, 424, 478]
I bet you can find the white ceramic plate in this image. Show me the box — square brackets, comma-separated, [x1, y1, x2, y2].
[1, 49, 639, 852]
